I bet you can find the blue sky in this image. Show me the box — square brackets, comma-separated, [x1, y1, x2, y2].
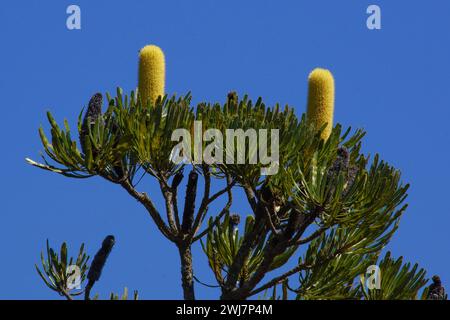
[0, 0, 449, 299]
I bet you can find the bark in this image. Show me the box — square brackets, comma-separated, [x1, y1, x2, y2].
[178, 244, 195, 300]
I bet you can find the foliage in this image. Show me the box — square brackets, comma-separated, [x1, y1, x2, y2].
[27, 45, 439, 300]
[35, 240, 89, 299]
[360, 252, 427, 300]
[36, 239, 138, 300]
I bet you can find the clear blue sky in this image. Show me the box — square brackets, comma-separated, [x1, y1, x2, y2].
[1, 0, 449, 299]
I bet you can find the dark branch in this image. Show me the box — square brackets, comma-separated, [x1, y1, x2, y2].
[190, 166, 211, 239]
[193, 174, 234, 242]
[171, 170, 184, 230]
[182, 170, 198, 233]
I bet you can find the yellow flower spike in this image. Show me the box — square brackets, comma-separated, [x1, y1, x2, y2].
[306, 68, 335, 140]
[138, 45, 165, 107]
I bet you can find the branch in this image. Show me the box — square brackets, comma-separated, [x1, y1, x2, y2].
[287, 206, 325, 245]
[233, 235, 290, 299]
[178, 244, 195, 300]
[248, 262, 312, 297]
[193, 275, 222, 288]
[221, 203, 268, 298]
[171, 170, 184, 230]
[263, 206, 281, 235]
[228, 210, 314, 299]
[190, 166, 211, 238]
[121, 180, 176, 242]
[207, 178, 236, 205]
[191, 173, 236, 241]
[248, 242, 354, 298]
[159, 178, 178, 234]
[289, 227, 327, 246]
[181, 170, 198, 233]
[192, 175, 234, 242]
[243, 185, 258, 214]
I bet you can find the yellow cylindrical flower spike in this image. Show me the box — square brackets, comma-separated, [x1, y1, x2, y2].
[138, 45, 165, 106]
[306, 68, 335, 140]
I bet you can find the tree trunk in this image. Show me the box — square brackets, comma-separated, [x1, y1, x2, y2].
[178, 244, 195, 300]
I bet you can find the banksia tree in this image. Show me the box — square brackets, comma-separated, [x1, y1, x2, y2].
[27, 44, 442, 300]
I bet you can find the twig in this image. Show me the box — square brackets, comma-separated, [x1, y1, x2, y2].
[193, 275, 222, 288]
[192, 174, 233, 241]
[131, 165, 146, 188]
[248, 262, 312, 297]
[290, 227, 327, 246]
[121, 180, 176, 242]
[264, 206, 281, 235]
[207, 179, 236, 205]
